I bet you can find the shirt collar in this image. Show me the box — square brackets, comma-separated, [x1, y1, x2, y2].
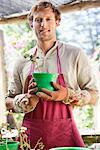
[36, 40, 58, 58]
[27, 40, 59, 60]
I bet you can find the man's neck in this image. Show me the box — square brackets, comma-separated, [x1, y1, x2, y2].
[37, 40, 57, 55]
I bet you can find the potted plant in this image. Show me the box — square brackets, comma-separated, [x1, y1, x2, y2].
[0, 124, 19, 150]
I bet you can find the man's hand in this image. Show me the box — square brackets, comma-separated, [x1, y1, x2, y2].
[13, 78, 39, 113]
[24, 78, 39, 113]
[36, 82, 68, 101]
[27, 78, 38, 96]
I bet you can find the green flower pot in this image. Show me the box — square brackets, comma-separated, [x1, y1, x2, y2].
[49, 147, 90, 150]
[32, 72, 58, 91]
[0, 143, 5, 150]
[0, 141, 19, 150]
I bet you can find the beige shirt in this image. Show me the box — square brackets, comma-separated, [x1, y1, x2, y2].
[7, 41, 98, 105]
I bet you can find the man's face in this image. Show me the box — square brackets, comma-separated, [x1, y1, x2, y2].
[32, 8, 59, 41]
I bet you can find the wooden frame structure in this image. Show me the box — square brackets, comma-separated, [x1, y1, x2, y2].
[0, 0, 100, 24]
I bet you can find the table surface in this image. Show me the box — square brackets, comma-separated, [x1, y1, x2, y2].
[79, 129, 100, 136]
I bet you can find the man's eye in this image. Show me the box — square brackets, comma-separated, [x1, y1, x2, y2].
[46, 18, 51, 21]
[35, 18, 42, 23]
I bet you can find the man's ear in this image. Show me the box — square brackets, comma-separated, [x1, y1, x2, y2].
[56, 20, 60, 26]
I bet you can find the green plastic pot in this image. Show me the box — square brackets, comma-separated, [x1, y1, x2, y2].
[49, 147, 90, 150]
[0, 143, 5, 150]
[33, 72, 58, 91]
[0, 141, 19, 150]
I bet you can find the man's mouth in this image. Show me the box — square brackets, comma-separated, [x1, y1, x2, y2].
[40, 29, 50, 33]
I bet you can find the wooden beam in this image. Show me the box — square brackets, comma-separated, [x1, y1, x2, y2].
[0, 15, 27, 24]
[0, 1, 100, 24]
[58, 1, 100, 13]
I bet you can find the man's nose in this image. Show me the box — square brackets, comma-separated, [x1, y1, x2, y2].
[41, 19, 47, 27]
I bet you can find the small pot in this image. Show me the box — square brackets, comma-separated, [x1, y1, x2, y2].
[33, 72, 58, 91]
[0, 141, 19, 150]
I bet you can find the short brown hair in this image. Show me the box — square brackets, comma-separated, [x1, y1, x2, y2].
[28, 1, 61, 28]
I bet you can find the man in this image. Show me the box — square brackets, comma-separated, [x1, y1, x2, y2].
[6, 1, 98, 150]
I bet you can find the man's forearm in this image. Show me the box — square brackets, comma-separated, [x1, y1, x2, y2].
[5, 97, 15, 112]
[6, 94, 39, 113]
[63, 88, 99, 106]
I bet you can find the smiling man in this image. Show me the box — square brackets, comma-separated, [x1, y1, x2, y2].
[5, 1, 98, 150]
[30, 2, 60, 54]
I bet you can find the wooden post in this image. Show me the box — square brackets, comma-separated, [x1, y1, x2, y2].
[0, 30, 7, 125]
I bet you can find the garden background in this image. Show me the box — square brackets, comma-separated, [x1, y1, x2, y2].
[0, 7, 100, 130]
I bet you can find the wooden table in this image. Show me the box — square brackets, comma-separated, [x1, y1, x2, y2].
[80, 129, 100, 146]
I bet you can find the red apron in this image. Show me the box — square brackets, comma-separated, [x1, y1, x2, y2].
[22, 46, 85, 150]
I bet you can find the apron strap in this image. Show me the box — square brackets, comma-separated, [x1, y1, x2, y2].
[56, 45, 66, 88]
[57, 45, 73, 119]
[29, 48, 38, 76]
[57, 46, 62, 74]
[24, 49, 37, 93]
